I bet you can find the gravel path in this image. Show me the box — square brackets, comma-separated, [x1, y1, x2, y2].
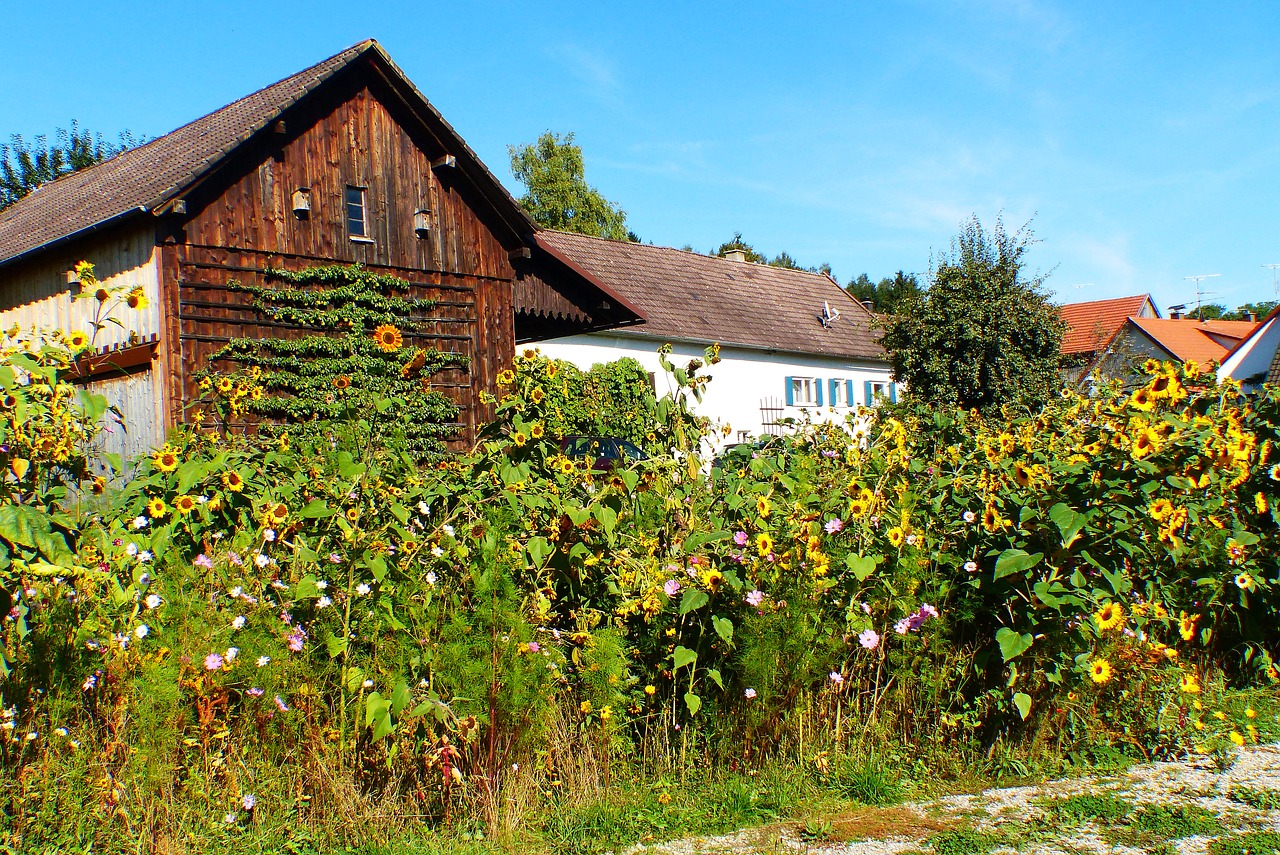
[624, 744, 1280, 855]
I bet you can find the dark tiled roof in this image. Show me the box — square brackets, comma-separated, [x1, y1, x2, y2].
[0, 40, 535, 267]
[0, 42, 374, 266]
[536, 231, 886, 362]
[1058, 294, 1156, 355]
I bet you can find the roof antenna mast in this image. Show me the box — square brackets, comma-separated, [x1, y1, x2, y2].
[1183, 273, 1220, 318]
[1263, 264, 1280, 299]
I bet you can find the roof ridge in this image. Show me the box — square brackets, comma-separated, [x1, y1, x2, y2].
[0, 41, 372, 224]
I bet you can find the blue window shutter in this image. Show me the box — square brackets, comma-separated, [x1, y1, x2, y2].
[846, 379, 855, 407]
[864, 380, 873, 406]
[815, 379, 823, 407]
[829, 378, 839, 404]
[889, 382, 898, 403]
[784, 377, 794, 406]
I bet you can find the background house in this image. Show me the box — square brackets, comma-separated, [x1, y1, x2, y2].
[1058, 294, 1257, 385]
[0, 41, 641, 457]
[1218, 304, 1280, 390]
[532, 231, 895, 442]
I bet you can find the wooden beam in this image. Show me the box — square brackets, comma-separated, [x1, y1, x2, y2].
[508, 247, 532, 261]
[431, 154, 456, 169]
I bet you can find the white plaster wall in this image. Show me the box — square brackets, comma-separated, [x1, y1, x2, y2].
[1219, 315, 1279, 388]
[535, 333, 897, 441]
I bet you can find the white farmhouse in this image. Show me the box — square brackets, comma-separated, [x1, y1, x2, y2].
[530, 230, 896, 441]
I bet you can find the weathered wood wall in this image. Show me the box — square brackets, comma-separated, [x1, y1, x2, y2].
[167, 77, 518, 446]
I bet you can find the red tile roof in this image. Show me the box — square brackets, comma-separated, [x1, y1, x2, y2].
[1128, 317, 1260, 365]
[536, 231, 885, 361]
[1058, 295, 1155, 354]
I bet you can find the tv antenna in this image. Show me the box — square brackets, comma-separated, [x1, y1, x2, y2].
[1183, 273, 1220, 317]
[1264, 264, 1280, 297]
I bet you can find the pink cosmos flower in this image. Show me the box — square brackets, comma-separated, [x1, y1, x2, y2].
[824, 518, 843, 535]
[744, 688, 757, 699]
[829, 671, 844, 684]
[733, 531, 749, 546]
[745, 590, 764, 607]
[858, 628, 880, 650]
[664, 579, 680, 597]
[287, 630, 306, 652]
[204, 652, 224, 671]
[194, 554, 213, 569]
[528, 641, 540, 653]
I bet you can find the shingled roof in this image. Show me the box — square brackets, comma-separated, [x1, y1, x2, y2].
[535, 231, 885, 362]
[1058, 294, 1158, 355]
[0, 40, 534, 268]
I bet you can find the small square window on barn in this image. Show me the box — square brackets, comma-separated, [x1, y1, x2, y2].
[345, 186, 369, 240]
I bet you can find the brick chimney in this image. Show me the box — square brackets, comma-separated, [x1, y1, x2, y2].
[721, 249, 748, 263]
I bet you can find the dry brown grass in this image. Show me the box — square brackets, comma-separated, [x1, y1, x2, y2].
[820, 805, 957, 843]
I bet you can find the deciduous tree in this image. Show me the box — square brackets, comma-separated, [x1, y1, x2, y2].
[880, 216, 1063, 411]
[507, 131, 631, 240]
[1, 122, 140, 210]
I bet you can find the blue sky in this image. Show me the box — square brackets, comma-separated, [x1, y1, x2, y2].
[5, 1, 1280, 311]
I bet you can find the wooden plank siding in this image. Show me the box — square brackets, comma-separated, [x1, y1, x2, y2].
[165, 76, 521, 447]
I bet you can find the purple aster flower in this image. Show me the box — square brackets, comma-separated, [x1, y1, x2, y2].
[527, 641, 540, 653]
[733, 531, 749, 546]
[274, 695, 289, 712]
[329, 552, 343, 564]
[287, 630, 306, 652]
[894, 618, 911, 635]
[247, 687, 264, 697]
[227, 552, 242, 566]
[744, 688, 757, 699]
[242, 794, 256, 811]
[824, 518, 843, 535]
[920, 603, 939, 619]
[204, 652, 224, 671]
[194, 554, 213, 569]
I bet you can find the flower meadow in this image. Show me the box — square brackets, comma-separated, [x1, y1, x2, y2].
[1, 307, 1279, 850]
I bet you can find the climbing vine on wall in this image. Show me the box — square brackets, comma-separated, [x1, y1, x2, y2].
[198, 265, 468, 458]
[512, 351, 659, 447]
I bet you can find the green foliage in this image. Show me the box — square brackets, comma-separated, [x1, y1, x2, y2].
[1210, 832, 1280, 855]
[1, 121, 141, 210]
[880, 216, 1064, 411]
[514, 351, 657, 445]
[1127, 804, 1222, 838]
[846, 271, 922, 315]
[1046, 792, 1133, 822]
[822, 757, 903, 805]
[928, 829, 1008, 855]
[712, 232, 833, 275]
[508, 131, 631, 240]
[201, 264, 466, 458]
[1230, 786, 1280, 810]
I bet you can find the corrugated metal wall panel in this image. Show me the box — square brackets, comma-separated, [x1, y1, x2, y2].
[83, 369, 164, 467]
[0, 224, 161, 350]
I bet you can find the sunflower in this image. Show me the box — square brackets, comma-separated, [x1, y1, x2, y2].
[1179, 673, 1201, 694]
[1130, 427, 1161, 459]
[530, 423, 545, 439]
[997, 432, 1016, 455]
[146, 498, 167, 518]
[220, 470, 245, 492]
[1142, 358, 1162, 375]
[1255, 492, 1268, 514]
[886, 526, 906, 548]
[497, 369, 515, 387]
[94, 288, 110, 303]
[174, 495, 198, 516]
[345, 507, 360, 523]
[1012, 461, 1033, 488]
[126, 287, 148, 310]
[269, 502, 288, 524]
[333, 375, 351, 389]
[512, 431, 527, 447]
[1182, 359, 1201, 378]
[1129, 388, 1155, 412]
[91, 476, 107, 494]
[1148, 498, 1174, 521]
[66, 330, 89, 351]
[152, 446, 180, 473]
[1147, 374, 1173, 398]
[250, 386, 264, 401]
[1179, 612, 1198, 642]
[530, 387, 545, 404]
[1235, 572, 1255, 591]
[701, 568, 725, 591]
[1094, 602, 1125, 631]
[1089, 658, 1113, 684]
[981, 505, 1004, 533]
[372, 324, 403, 352]
[1227, 541, 1246, 564]
[756, 495, 772, 518]
[1270, 463, 1280, 482]
[755, 532, 774, 556]
[216, 377, 234, 394]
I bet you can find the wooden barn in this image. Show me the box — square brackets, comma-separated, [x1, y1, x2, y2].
[0, 40, 644, 457]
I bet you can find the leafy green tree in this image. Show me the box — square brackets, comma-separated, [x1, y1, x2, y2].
[1225, 301, 1278, 321]
[880, 216, 1064, 412]
[507, 131, 631, 240]
[1187, 303, 1227, 321]
[1, 122, 140, 210]
[712, 234, 833, 276]
[846, 271, 922, 314]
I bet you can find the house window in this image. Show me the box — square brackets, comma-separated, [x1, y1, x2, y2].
[829, 378, 849, 407]
[345, 186, 369, 239]
[788, 376, 817, 407]
[865, 380, 893, 406]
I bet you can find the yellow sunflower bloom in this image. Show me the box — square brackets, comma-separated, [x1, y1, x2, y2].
[1094, 602, 1125, 632]
[174, 495, 198, 516]
[1090, 659, 1113, 684]
[372, 324, 403, 352]
[886, 526, 906, 548]
[755, 532, 774, 556]
[1178, 612, 1198, 642]
[756, 495, 771, 518]
[1179, 673, 1201, 694]
[146, 498, 167, 518]
[152, 446, 180, 473]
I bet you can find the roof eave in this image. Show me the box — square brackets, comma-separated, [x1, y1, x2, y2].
[0, 207, 148, 272]
[587, 327, 888, 364]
